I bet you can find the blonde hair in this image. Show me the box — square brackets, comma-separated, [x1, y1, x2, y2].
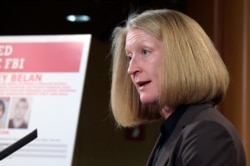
[110, 9, 229, 127]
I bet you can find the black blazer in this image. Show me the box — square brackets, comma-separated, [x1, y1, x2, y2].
[146, 103, 246, 166]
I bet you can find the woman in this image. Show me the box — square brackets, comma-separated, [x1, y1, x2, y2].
[110, 9, 246, 165]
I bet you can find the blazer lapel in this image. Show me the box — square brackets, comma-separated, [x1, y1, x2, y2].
[152, 103, 213, 166]
[146, 133, 163, 165]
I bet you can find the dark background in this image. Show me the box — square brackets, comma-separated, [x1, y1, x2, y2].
[0, 0, 186, 40]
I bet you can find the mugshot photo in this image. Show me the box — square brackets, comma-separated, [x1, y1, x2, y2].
[8, 97, 32, 129]
[0, 97, 10, 129]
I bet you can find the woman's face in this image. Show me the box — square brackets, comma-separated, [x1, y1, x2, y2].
[125, 28, 164, 104]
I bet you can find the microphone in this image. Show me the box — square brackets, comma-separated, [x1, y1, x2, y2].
[0, 129, 38, 160]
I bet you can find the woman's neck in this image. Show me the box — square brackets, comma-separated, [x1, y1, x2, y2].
[161, 105, 175, 119]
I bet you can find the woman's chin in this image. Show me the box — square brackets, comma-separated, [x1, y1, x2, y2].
[140, 97, 158, 105]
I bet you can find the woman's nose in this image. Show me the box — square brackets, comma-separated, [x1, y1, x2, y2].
[127, 56, 140, 75]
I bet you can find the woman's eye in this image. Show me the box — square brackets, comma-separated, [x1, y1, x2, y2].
[126, 55, 132, 61]
[142, 49, 150, 55]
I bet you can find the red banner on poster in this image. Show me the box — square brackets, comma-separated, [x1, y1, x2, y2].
[0, 42, 83, 72]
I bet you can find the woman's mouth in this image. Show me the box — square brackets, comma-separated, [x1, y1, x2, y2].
[136, 80, 151, 89]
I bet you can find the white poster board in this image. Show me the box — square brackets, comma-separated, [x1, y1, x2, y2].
[0, 34, 91, 166]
